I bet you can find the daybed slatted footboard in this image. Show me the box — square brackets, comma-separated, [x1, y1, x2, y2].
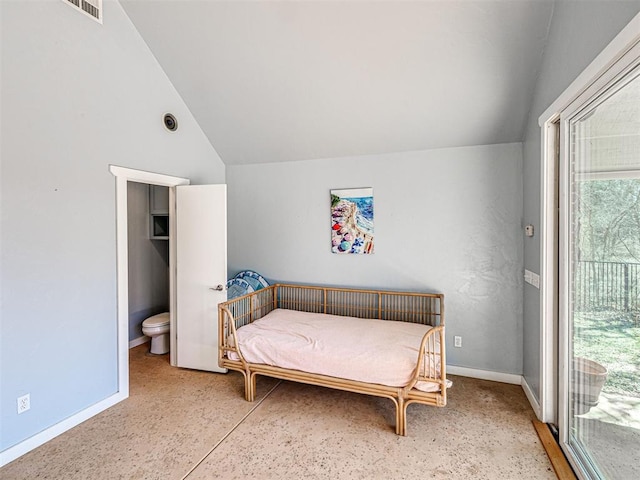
[218, 284, 446, 436]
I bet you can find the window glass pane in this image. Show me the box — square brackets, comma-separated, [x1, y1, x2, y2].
[568, 70, 640, 479]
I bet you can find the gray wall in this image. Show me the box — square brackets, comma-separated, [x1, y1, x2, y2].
[127, 183, 170, 341]
[0, 0, 224, 452]
[521, 0, 640, 400]
[228, 143, 524, 374]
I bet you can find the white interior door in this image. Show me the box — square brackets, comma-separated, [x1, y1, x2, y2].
[175, 184, 227, 372]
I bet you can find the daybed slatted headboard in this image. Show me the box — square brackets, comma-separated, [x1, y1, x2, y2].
[221, 284, 443, 334]
[275, 284, 443, 327]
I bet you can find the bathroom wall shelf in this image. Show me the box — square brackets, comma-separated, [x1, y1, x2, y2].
[149, 185, 169, 240]
[150, 214, 169, 240]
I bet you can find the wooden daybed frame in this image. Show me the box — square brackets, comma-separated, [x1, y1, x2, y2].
[218, 283, 447, 436]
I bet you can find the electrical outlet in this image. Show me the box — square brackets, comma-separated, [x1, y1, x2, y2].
[17, 393, 30, 414]
[454, 336, 462, 348]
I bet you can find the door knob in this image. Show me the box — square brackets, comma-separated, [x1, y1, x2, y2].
[210, 284, 225, 291]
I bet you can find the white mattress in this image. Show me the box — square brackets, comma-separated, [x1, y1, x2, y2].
[230, 308, 449, 392]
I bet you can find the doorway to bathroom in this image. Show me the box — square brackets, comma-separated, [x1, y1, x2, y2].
[111, 166, 190, 396]
[127, 182, 171, 351]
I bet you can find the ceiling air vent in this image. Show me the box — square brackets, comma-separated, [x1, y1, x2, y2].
[62, 0, 102, 24]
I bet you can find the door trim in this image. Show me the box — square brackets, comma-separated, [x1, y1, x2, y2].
[109, 165, 190, 394]
[539, 119, 559, 423]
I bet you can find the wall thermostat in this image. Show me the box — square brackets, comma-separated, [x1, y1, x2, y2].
[163, 113, 178, 132]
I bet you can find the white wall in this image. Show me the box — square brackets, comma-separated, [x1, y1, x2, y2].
[0, 0, 224, 453]
[227, 143, 524, 374]
[521, 0, 640, 401]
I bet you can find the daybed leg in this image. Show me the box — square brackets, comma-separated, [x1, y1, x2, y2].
[243, 370, 256, 402]
[395, 397, 407, 436]
[392, 396, 407, 437]
[249, 372, 257, 401]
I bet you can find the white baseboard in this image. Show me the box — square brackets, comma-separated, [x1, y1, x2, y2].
[446, 365, 542, 417]
[0, 391, 127, 468]
[129, 336, 149, 349]
[521, 376, 542, 419]
[446, 365, 522, 385]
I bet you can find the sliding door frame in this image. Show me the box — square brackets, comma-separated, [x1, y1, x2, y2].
[539, 12, 640, 425]
[539, 12, 640, 479]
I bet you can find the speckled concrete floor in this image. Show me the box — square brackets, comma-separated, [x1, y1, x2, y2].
[1, 344, 555, 479]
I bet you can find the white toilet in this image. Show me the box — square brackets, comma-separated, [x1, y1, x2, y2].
[142, 312, 170, 355]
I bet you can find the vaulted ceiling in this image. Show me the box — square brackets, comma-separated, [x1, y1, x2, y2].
[120, 0, 554, 165]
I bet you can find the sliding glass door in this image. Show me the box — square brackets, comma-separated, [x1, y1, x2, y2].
[559, 64, 640, 479]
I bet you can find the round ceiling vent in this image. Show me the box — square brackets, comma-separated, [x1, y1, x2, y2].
[163, 113, 178, 132]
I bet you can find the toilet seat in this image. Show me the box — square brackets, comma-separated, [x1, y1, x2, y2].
[142, 312, 170, 328]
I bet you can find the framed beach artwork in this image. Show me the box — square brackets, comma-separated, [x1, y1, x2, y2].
[330, 188, 374, 254]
